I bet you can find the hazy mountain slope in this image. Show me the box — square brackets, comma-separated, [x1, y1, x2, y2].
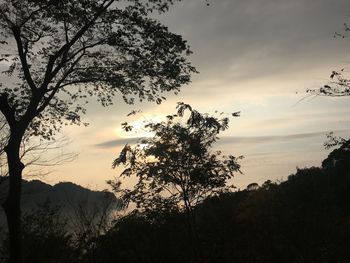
[0, 180, 119, 228]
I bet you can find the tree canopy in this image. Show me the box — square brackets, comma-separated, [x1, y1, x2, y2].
[0, 0, 196, 139]
[111, 103, 242, 214]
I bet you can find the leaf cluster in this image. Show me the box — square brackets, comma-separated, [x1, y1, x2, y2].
[111, 103, 242, 213]
[307, 23, 350, 97]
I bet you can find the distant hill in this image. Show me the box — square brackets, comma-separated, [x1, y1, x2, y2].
[0, 180, 120, 229]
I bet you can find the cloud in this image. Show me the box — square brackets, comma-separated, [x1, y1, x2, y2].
[73, 0, 350, 121]
[161, 0, 350, 89]
[93, 137, 143, 149]
[33, 0, 350, 189]
[94, 129, 350, 150]
[220, 129, 350, 145]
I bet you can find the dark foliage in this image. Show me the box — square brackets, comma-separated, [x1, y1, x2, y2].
[0, 200, 77, 263]
[97, 139, 350, 263]
[111, 103, 242, 213]
[110, 103, 242, 256]
[1, 142, 349, 262]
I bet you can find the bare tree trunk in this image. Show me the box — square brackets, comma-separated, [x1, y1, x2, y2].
[2, 131, 25, 263]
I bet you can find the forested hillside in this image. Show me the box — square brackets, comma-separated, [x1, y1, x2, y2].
[93, 139, 350, 263]
[1, 140, 349, 263]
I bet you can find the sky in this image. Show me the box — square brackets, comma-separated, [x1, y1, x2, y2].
[28, 0, 350, 190]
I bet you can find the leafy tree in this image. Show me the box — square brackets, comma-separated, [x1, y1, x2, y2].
[111, 103, 242, 254]
[0, 0, 196, 262]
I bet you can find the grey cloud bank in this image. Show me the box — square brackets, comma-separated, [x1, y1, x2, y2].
[163, 0, 350, 82]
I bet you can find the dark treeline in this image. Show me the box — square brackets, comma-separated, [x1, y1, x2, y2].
[1, 140, 349, 263]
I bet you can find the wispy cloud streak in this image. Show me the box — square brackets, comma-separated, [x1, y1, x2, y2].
[94, 129, 350, 149]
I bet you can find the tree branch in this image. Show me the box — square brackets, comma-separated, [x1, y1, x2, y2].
[12, 26, 37, 91]
[43, 0, 115, 86]
[47, 40, 104, 84]
[0, 94, 17, 127]
[18, 0, 57, 27]
[36, 51, 86, 114]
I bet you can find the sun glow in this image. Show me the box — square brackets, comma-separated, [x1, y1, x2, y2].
[114, 114, 165, 139]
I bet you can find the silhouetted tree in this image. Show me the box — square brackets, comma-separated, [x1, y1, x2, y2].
[246, 182, 259, 191]
[0, 200, 76, 263]
[0, 1, 196, 261]
[111, 103, 242, 256]
[68, 191, 119, 263]
[95, 210, 191, 263]
[308, 23, 350, 97]
[99, 145, 350, 263]
[322, 137, 350, 170]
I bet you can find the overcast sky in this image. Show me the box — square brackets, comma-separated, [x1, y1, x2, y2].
[39, 0, 350, 190]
